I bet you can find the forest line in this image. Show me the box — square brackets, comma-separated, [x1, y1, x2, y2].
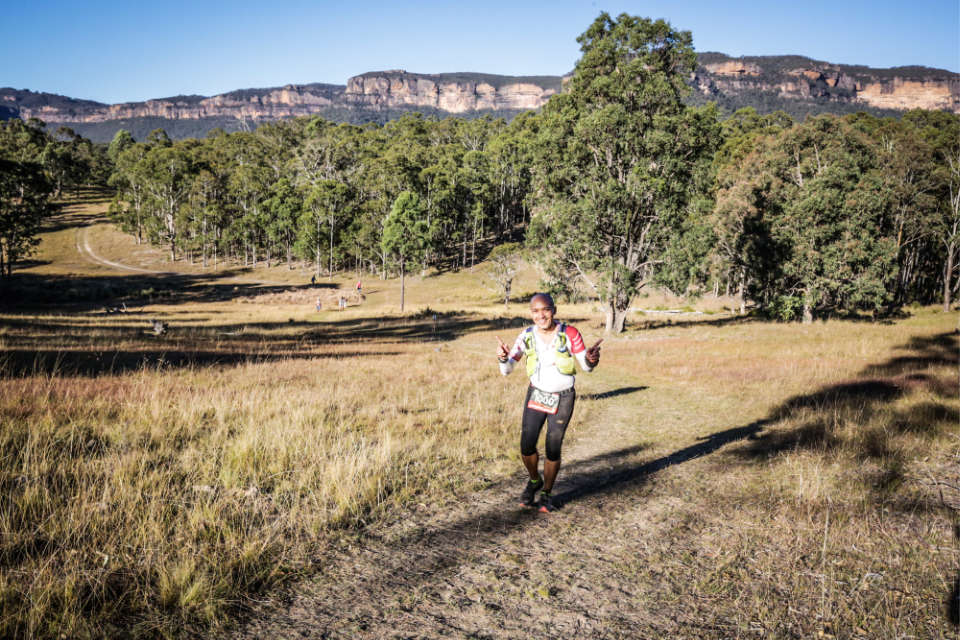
[2, 14, 958, 329]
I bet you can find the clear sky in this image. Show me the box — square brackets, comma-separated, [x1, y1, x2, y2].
[3, 0, 958, 104]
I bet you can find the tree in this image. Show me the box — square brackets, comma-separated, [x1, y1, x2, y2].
[0, 158, 53, 277]
[263, 178, 302, 269]
[485, 242, 522, 308]
[381, 191, 428, 311]
[715, 115, 899, 322]
[0, 119, 55, 277]
[527, 13, 719, 333]
[107, 129, 135, 163]
[140, 143, 193, 261]
[903, 110, 960, 311]
[303, 180, 351, 278]
[710, 108, 794, 310]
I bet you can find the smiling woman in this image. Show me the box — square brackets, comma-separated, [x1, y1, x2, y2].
[496, 292, 602, 512]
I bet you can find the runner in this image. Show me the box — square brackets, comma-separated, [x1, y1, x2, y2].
[496, 293, 602, 512]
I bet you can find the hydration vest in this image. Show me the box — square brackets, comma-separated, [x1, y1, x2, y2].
[522, 323, 576, 378]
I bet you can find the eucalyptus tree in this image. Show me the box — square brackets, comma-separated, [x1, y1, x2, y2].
[0, 119, 54, 277]
[382, 190, 428, 311]
[527, 13, 719, 332]
[850, 113, 941, 307]
[225, 132, 272, 266]
[108, 141, 150, 243]
[716, 115, 898, 321]
[485, 241, 522, 308]
[710, 108, 794, 308]
[357, 123, 421, 277]
[107, 129, 134, 163]
[302, 180, 352, 278]
[42, 127, 86, 198]
[902, 110, 960, 310]
[263, 177, 302, 269]
[487, 111, 538, 238]
[139, 141, 194, 261]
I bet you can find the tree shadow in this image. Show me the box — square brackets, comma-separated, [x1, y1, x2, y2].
[297, 311, 536, 344]
[0, 271, 337, 310]
[629, 312, 762, 332]
[0, 348, 400, 378]
[552, 422, 767, 507]
[734, 330, 958, 461]
[579, 386, 648, 400]
[38, 210, 102, 233]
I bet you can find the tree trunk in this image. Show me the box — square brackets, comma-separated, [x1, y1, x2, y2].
[399, 256, 405, 312]
[802, 289, 813, 324]
[737, 270, 746, 315]
[944, 244, 955, 311]
[604, 298, 627, 333]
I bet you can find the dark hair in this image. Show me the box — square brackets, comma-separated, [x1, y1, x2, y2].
[529, 292, 555, 311]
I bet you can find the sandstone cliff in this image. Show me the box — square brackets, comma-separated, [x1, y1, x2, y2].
[4, 84, 343, 124]
[2, 54, 956, 142]
[344, 71, 562, 113]
[693, 53, 960, 114]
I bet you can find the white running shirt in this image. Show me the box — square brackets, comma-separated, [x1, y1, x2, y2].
[499, 323, 593, 392]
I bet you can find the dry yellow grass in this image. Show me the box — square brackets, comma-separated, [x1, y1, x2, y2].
[1, 200, 958, 638]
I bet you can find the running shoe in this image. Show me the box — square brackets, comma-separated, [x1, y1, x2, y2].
[520, 477, 543, 506]
[538, 491, 557, 513]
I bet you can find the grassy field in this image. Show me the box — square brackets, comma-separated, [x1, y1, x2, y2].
[1, 196, 958, 638]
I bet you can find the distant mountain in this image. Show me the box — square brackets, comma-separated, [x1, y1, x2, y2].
[2, 54, 957, 142]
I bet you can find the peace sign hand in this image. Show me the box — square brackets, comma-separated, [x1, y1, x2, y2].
[585, 338, 603, 367]
[496, 336, 510, 362]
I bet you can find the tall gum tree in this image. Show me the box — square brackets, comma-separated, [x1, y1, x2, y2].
[527, 13, 718, 333]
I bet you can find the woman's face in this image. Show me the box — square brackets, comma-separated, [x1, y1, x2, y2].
[530, 297, 556, 330]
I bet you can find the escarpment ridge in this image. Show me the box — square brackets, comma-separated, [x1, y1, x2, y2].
[3, 53, 956, 141]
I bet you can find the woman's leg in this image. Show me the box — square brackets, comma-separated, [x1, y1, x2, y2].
[542, 390, 576, 492]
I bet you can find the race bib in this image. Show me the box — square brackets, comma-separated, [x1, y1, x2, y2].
[527, 388, 560, 414]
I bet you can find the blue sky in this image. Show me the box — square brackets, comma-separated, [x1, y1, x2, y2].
[3, 0, 958, 104]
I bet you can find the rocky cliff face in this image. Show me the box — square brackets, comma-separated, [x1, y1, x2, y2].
[693, 53, 960, 114]
[5, 84, 343, 124]
[2, 55, 956, 142]
[343, 71, 561, 113]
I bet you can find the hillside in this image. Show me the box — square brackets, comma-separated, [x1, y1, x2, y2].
[1, 53, 957, 141]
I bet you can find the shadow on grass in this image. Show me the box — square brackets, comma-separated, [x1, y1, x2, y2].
[553, 422, 767, 506]
[39, 210, 103, 234]
[580, 386, 648, 401]
[734, 331, 958, 461]
[0, 348, 401, 377]
[0, 271, 337, 310]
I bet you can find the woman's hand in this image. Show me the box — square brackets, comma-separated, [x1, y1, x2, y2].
[496, 336, 510, 363]
[585, 338, 603, 367]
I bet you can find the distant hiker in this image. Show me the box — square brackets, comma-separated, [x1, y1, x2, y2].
[338, 296, 347, 311]
[316, 297, 323, 312]
[311, 274, 316, 286]
[356, 280, 362, 294]
[496, 293, 602, 512]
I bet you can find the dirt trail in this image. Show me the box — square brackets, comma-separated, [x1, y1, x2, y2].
[75, 222, 307, 287]
[237, 383, 761, 639]
[76, 225, 174, 275]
